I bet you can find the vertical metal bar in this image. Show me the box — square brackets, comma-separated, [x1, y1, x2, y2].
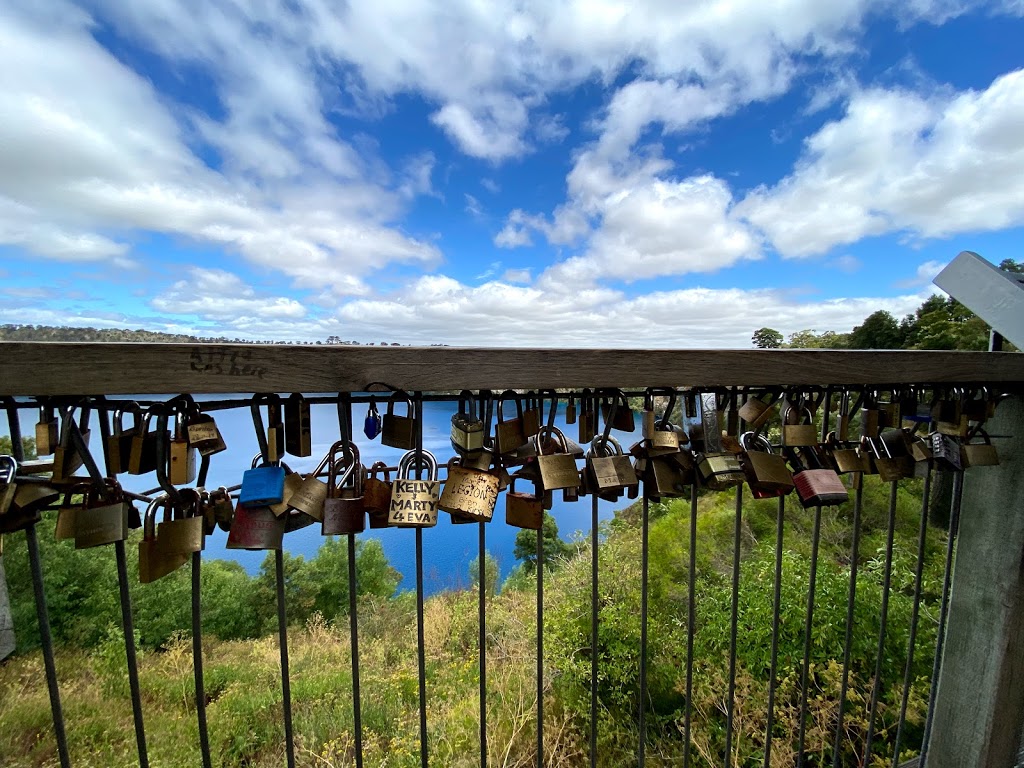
[590, 492, 599, 768]
[795, 505, 822, 768]
[638, 492, 649, 767]
[348, 533, 364, 768]
[831, 475, 863, 768]
[414, 392, 429, 768]
[115, 540, 149, 768]
[683, 483, 698, 768]
[479, 520, 487, 768]
[536, 525, 544, 768]
[275, 548, 296, 768]
[724, 484, 743, 766]
[920, 471, 963, 768]
[340, 393, 364, 768]
[192, 552, 212, 768]
[763, 495, 786, 768]
[864, 481, 899, 760]
[416, 526, 428, 768]
[892, 466, 933, 765]
[25, 525, 72, 768]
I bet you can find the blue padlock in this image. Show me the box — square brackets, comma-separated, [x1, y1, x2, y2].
[364, 397, 382, 440]
[240, 454, 286, 508]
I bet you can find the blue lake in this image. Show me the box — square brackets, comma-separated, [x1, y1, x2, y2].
[20, 400, 634, 595]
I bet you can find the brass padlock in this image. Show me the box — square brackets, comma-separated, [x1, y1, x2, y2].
[186, 408, 226, 457]
[587, 435, 637, 495]
[495, 390, 527, 455]
[782, 404, 819, 447]
[286, 447, 337, 522]
[696, 451, 745, 491]
[168, 409, 197, 486]
[269, 463, 304, 518]
[53, 408, 91, 483]
[35, 404, 58, 456]
[285, 393, 312, 457]
[505, 475, 543, 530]
[381, 391, 416, 450]
[388, 450, 441, 528]
[824, 432, 867, 474]
[74, 480, 131, 549]
[535, 427, 580, 492]
[522, 393, 541, 438]
[106, 404, 143, 476]
[869, 437, 909, 483]
[157, 488, 205, 558]
[578, 389, 597, 443]
[322, 441, 365, 535]
[601, 391, 635, 432]
[264, 394, 286, 462]
[738, 391, 779, 429]
[363, 461, 393, 528]
[647, 453, 692, 498]
[127, 411, 161, 475]
[209, 487, 235, 532]
[451, 390, 485, 455]
[961, 429, 999, 468]
[140, 495, 189, 582]
[564, 394, 577, 425]
[739, 432, 794, 497]
[438, 457, 500, 522]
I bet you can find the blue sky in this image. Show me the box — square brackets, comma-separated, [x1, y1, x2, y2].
[2, 0, 1023, 346]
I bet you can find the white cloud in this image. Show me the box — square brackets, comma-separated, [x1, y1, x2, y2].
[431, 99, 529, 162]
[464, 194, 484, 219]
[480, 178, 501, 194]
[738, 69, 1024, 256]
[828, 254, 863, 273]
[896, 259, 947, 288]
[502, 268, 532, 283]
[150, 267, 307, 320]
[0, 2, 439, 293]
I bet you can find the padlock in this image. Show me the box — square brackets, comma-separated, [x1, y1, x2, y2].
[55, 483, 89, 541]
[505, 475, 543, 530]
[168, 409, 198, 486]
[438, 457, 500, 523]
[240, 453, 286, 508]
[782, 405, 819, 447]
[869, 437, 909, 483]
[1, 472, 59, 534]
[646, 453, 693, 498]
[381, 391, 416, 450]
[226, 499, 285, 551]
[363, 396, 382, 440]
[389, 450, 441, 528]
[641, 389, 682, 456]
[489, 452, 512, 492]
[738, 391, 779, 429]
[937, 415, 970, 438]
[263, 394, 286, 462]
[790, 447, 848, 508]
[495, 390, 527, 454]
[929, 430, 958, 473]
[284, 393, 312, 457]
[859, 405, 881, 439]
[961, 429, 999, 468]
[35, 404, 58, 456]
[284, 449, 336, 522]
[140, 495, 189, 582]
[565, 394, 577, 425]
[696, 450, 745, 491]
[363, 461, 393, 528]
[824, 432, 867, 474]
[323, 442, 365, 535]
[127, 411, 161, 476]
[739, 432, 794, 497]
[0, 456, 17, 515]
[696, 392, 722, 454]
[186, 408, 227, 456]
[535, 427, 580, 492]
[908, 433, 933, 463]
[601, 391, 635, 432]
[157, 489, 205, 557]
[269, 464, 304, 518]
[53, 408, 91, 482]
[522, 393, 541, 438]
[931, 394, 962, 425]
[106, 403, 143, 476]
[587, 435, 637, 496]
[451, 390, 485, 455]
[209, 487, 235, 532]
[578, 389, 597, 443]
[74, 480, 131, 549]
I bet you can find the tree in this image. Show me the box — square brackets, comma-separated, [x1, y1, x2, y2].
[469, 551, 500, 597]
[786, 329, 849, 349]
[514, 513, 572, 573]
[751, 327, 783, 349]
[848, 310, 904, 349]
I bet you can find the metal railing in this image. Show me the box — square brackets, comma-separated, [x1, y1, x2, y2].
[0, 343, 1021, 768]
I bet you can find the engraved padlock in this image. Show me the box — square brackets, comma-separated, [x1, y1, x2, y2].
[389, 450, 441, 528]
[535, 426, 581, 492]
[286, 449, 335, 522]
[322, 441, 365, 535]
[438, 456, 500, 523]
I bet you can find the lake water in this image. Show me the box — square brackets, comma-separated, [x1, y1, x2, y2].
[18, 400, 633, 595]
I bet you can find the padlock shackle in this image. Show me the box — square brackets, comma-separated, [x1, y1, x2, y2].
[152, 406, 183, 509]
[386, 390, 413, 417]
[250, 393, 282, 463]
[739, 431, 773, 454]
[497, 390, 523, 422]
[398, 449, 438, 480]
[645, 387, 678, 429]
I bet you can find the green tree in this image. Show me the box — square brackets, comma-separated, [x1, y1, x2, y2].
[751, 327, 783, 349]
[848, 310, 904, 349]
[514, 513, 572, 573]
[786, 329, 849, 348]
[0, 435, 37, 460]
[469, 550, 500, 597]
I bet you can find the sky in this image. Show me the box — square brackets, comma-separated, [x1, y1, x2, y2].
[1, 0, 1023, 348]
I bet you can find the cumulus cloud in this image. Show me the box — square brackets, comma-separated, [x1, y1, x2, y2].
[738, 69, 1024, 256]
[150, 268, 307, 319]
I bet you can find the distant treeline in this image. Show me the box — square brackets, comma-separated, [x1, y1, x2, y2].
[0, 325, 434, 346]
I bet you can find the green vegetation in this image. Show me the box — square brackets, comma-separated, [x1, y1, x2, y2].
[0, 476, 947, 767]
